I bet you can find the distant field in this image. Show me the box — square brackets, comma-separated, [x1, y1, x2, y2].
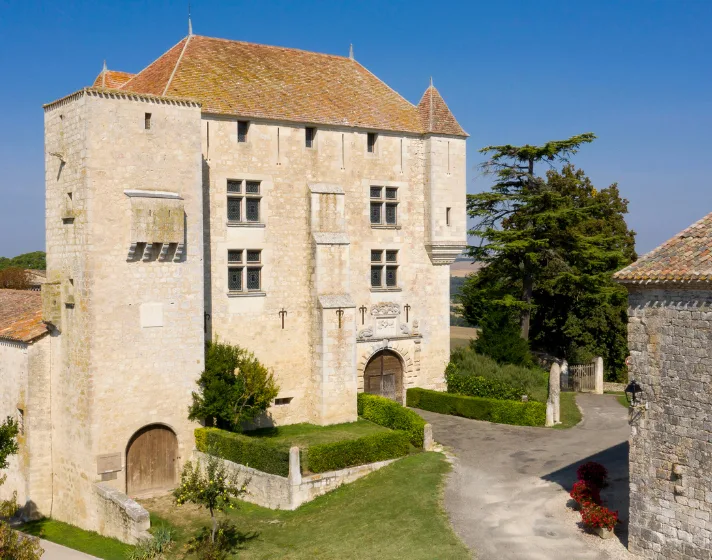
[450, 260, 484, 278]
[450, 326, 478, 351]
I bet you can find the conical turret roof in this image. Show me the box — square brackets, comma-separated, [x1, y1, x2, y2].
[418, 84, 467, 137]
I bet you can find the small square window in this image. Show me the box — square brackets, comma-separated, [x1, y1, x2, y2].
[386, 266, 398, 287]
[370, 202, 382, 224]
[228, 250, 243, 263]
[144, 113, 151, 130]
[246, 181, 260, 194]
[247, 268, 261, 291]
[385, 204, 397, 225]
[370, 186, 383, 199]
[227, 180, 242, 193]
[246, 250, 261, 263]
[385, 187, 398, 200]
[238, 121, 249, 143]
[367, 132, 377, 153]
[246, 198, 260, 222]
[227, 197, 242, 221]
[305, 127, 316, 148]
[386, 250, 398, 263]
[371, 266, 382, 287]
[228, 267, 243, 291]
[371, 250, 383, 263]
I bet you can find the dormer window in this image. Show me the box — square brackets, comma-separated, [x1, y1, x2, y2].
[237, 121, 249, 143]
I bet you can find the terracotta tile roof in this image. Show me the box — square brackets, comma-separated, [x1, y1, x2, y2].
[614, 212, 712, 284]
[418, 85, 468, 137]
[117, 35, 467, 136]
[0, 290, 48, 343]
[92, 70, 135, 89]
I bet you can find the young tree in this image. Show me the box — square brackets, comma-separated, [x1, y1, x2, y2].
[174, 454, 246, 545]
[472, 309, 533, 367]
[189, 341, 279, 431]
[469, 133, 596, 339]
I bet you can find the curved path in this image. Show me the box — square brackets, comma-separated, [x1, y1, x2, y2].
[417, 394, 631, 560]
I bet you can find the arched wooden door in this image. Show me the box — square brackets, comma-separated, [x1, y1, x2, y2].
[126, 425, 178, 497]
[364, 350, 403, 403]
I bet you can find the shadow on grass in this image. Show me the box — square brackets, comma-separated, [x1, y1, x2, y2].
[541, 441, 630, 548]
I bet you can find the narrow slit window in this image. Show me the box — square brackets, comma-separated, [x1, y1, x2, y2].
[446, 207, 451, 226]
[305, 127, 316, 148]
[144, 113, 151, 130]
[237, 121, 249, 143]
[367, 132, 377, 154]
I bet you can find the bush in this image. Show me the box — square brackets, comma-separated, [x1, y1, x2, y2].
[189, 340, 279, 432]
[195, 428, 290, 476]
[186, 521, 242, 560]
[357, 393, 426, 447]
[448, 348, 549, 402]
[406, 388, 546, 427]
[576, 461, 608, 489]
[0, 521, 43, 559]
[128, 525, 174, 560]
[472, 309, 534, 367]
[446, 367, 523, 401]
[307, 431, 410, 473]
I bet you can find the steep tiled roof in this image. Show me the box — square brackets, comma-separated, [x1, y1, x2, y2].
[614, 212, 712, 284]
[418, 85, 467, 137]
[117, 35, 466, 136]
[0, 290, 48, 343]
[92, 70, 135, 89]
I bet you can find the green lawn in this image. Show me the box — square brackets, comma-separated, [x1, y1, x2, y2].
[20, 519, 134, 560]
[616, 394, 628, 408]
[142, 452, 469, 560]
[553, 392, 583, 429]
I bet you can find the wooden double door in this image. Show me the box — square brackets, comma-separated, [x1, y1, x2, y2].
[364, 350, 403, 404]
[126, 425, 178, 497]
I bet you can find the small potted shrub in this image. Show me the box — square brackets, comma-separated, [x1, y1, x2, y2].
[576, 461, 608, 489]
[569, 480, 601, 510]
[581, 504, 618, 539]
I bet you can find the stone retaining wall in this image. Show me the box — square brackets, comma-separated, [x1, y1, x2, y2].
[91, 483, 150, 544]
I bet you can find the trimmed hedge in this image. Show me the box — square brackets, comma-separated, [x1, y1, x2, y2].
[307, 431, 410, 473]
[446, 367, 524, 401]
[406, 388, 546, 427]
[195, 427, 290, 476]
[357, 393, 426, 447]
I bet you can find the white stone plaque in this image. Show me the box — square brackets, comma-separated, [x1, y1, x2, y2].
[140, 302, 164, 328]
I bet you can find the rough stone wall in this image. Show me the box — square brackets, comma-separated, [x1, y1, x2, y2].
[203, 119, 465, 424]
[44, 91, 204, 534]
[627, 287, 712, 559]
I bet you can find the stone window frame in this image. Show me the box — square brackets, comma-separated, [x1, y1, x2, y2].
[305, 127, 317, 149]
[370, 186, 400, 229]
[226, 179, 263, 227]
[227, 248, 265, 297]
[371, 249, 400, 292]
[367, 132, 378, 155]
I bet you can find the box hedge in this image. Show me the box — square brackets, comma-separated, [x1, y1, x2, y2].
[195, 427, 290, 476]
[406, 388, 546, 427]
[357, 393, 426, 447]
[446, 367, 524, 401]
[307, 431, 410, 473]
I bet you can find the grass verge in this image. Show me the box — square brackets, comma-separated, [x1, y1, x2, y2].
[20, 518, 134, 560]
[142, 452, 469, 560]
[553, 392, 583, 429]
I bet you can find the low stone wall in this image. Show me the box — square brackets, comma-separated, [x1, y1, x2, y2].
[193, 449, 398, 511]
[603, 382, 626, 393]
[91, 483, 151, 544]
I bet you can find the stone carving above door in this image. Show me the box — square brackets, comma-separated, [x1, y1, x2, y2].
[371, 303, 400, 317]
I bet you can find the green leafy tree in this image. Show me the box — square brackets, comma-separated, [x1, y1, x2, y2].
[0, 251, 46, 271]
[189, 341, 279, 431]
[174, 454, 246, 547]
[461, 138, 636, 380]
[472, 309, 534, 367]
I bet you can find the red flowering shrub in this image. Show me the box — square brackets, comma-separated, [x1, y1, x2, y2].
[576, 461, 608, 489]
[581, 504, 618, 531]
[570, 480, 601, 507]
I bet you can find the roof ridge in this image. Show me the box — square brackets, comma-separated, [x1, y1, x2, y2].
[120, 36, 189, 91]
[351, 59, 418, 110]
[163, 34, 193, 96]
[190, 34, 352, 61]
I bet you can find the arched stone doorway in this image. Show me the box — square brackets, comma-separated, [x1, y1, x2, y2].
[126, 424, 178, 497]
[364, 350, 404, 404]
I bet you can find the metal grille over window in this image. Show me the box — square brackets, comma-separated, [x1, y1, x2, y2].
[371, 267, 382, 287]
[247, 268, 261, 291]
[246, 181, 260, 194]
[386, 250, 397, 263]
[227, 197, 241, 221]
[227, 249, 263, 294]
[228, 267, 243, 291]
[371, 250, 383, 263]
[227, 250, 243, 263]
[369, 185, 398, 226]
[246, 199, 260, 222]
[371, 250, 398, 289]
[246, 250, 261, 263]
[227, 180, 261, 224]
[227, 180, 242, 193]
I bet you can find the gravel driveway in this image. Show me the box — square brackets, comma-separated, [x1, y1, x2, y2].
[417, 394, 635, 560]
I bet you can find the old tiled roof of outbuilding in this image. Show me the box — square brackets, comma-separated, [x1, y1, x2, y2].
[108, 34, 466, 136]
[92, 70, 135, 89]
[0, 289, 48, 343]
[614, 211, 712, 284]
[418, 84, 468, 137]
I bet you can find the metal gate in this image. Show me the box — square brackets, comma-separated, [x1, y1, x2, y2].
[563, 363, 596, 392]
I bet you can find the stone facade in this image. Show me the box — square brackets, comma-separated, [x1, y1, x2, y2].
[626, 287, 712, 559]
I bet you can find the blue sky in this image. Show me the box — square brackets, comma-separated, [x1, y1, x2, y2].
[1, 0, 711, 257]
